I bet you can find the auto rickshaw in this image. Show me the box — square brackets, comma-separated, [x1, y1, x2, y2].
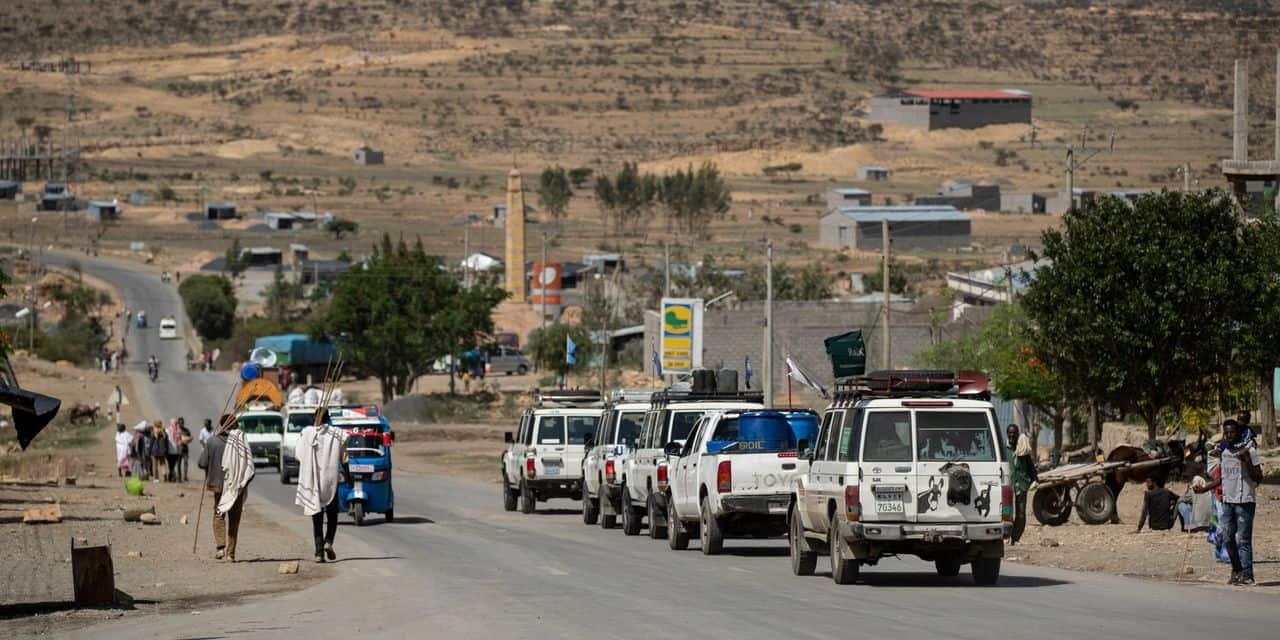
[330, 406, 395, 525]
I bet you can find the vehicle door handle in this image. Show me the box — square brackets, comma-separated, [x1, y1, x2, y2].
[894, 466, 911, 473]
[781, 463, 796, 470]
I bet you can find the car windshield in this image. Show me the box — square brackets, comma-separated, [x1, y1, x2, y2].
[915, 411, 996, 462]
[617, 411, 644, 447]
[237, 414, 282, 435]
[286, 412, 314, 433]
[669, 411, 702, 442]
[346, 434, 385, 457]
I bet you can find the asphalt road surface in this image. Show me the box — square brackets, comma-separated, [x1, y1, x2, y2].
[42, 252, 1277, 639]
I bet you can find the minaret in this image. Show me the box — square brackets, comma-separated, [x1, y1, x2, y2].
[504, 168, 527, 301]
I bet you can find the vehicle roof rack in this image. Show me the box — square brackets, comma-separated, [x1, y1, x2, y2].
[536, 389, 604, 408]
[650, 389, 765, 406]
[832, 369, 989, 401]
[609, 388, 655, 404]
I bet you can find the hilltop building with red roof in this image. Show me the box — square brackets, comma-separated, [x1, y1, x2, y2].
[869, 89, 1031, 131]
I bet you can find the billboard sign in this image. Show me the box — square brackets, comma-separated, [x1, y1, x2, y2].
[660, 297, 703, 374]
[531, 261, 563, 306]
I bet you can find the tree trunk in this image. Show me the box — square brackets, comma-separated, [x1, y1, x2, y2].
[1088, 402, 1099, 457]
[1051, 411, 1065, 456]
[1257, 371, 1276, 447]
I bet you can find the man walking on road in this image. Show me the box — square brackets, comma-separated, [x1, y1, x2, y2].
[295, 417, 348, 563]
[198, 425, 233, 560]
[1006, 424, 1037, 545]
[1195, 420, 1264, 585]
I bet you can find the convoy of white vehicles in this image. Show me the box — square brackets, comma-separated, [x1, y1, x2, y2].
[502, 369, 1014, 585]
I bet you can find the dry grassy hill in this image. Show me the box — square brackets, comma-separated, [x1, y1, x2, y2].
[1, 1, 1278, 291]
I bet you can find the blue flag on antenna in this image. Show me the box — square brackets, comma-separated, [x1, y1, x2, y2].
[652, 349, 662, 376]
[566, 335, 577, 366]
[744, 355, 753, 389]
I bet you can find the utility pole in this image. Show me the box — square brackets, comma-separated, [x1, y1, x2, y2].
[1183, 164, 1190, 193]
[598, 279, 608, 397]
[663, 241, 671, 298]
[540, 231, 548, 335]
[763, 240, 774, 408]
[1065, 148, 1075, 212]
[881, 219, 891, 369]
[462, 225, 470, 288]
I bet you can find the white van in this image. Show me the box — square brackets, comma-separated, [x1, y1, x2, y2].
[158, 317, 178, 340]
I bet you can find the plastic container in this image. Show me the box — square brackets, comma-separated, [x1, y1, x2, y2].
[736, 411, 794, 452]
[783, 411, 819, 448]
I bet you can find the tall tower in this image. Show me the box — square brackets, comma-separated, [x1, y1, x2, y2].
[504, 168, 527, 300]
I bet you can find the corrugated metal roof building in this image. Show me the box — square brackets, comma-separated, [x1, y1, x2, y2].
[870, 89, 1032, 130]
[818, 205, 971, 251]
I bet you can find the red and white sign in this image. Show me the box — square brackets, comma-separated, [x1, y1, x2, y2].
[531, 261, 562, 306]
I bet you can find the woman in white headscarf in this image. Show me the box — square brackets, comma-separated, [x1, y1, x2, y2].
[114, 423, 133, 477]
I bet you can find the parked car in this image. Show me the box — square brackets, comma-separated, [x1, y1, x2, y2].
[502, 390, 604, 513]
[486, 345, 533, 375]
[582, 389, 651, 528]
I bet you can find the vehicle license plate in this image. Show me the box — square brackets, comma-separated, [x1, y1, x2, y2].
[349, 463, 375, 473]
[875, 490, 905, 514]
[543, 460, 561, 475]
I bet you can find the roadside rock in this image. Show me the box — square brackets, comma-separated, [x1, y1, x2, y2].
[1039, 538, 1060, 548]
[126, 551, 143, 558]
[139, 512, 161, 525]
[179, 514, 189, 525]
[23, 504, 62, 524]
[1183, 566, 1195, 575]
[123, 506, 156, 522]
[277, 561, 299, 575]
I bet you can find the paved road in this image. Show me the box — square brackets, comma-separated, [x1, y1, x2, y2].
[45, 252, 1278, 640]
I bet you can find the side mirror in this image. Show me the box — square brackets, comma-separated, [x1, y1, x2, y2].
[504, 431, 514, 444]
[663, 442, 683, 457]
[797, 438, 814, 461]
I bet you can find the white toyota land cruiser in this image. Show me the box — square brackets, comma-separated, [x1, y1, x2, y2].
[581, 390, 650, 528]
[789, 370, 1011, 585]
[501, 390, 603, 514]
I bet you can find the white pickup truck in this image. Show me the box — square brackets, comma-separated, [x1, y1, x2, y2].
[501, 390, 603, 514]
[581, 392, 649, 528]
[666, 410, 809, 554]
[620, 390, 764, 538]
[235, 404, 284, 468]
[789, 371, 1010, 585]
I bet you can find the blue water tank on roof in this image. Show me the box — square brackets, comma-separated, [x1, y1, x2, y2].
[783, 411, 819, 447]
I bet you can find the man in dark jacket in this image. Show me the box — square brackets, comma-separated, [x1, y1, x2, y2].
[1006, 424, 1038, 544]
[198, 423, 235, 560]
[1134, 476, 1180, 532]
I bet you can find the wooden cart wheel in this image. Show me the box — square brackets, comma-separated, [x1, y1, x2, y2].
[1032, 485, 1072, 526]
[1074, 482, 1115, 525]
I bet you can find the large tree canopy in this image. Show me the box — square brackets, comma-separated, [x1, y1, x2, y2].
[323, 234, 506, 403]
[1021, 190, 1248, 440]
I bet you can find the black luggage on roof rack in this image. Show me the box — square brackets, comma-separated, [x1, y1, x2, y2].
[832, 370, 989, 400]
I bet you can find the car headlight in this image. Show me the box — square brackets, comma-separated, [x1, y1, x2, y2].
[371, 470, 388, 482]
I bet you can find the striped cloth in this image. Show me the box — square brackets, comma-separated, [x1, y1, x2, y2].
[295, 425, 348, 516]
[218, 429, 255, 515]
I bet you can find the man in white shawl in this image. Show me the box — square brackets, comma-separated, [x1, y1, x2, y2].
[216, 419, 255, 562]
[114, 423, 133, 477]
[295, 418, 348, 562]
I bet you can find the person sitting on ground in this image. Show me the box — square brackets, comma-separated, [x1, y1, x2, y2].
[1134, 476, 1180, 533]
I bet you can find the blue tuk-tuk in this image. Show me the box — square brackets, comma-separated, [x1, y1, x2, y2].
[329, 405, 395, 525]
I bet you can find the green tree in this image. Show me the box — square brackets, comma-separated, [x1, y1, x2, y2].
[864, 259, 908, 295]
[322, 235, 505, 402]
[658, 162, 731, 236]
[527, 322, 594, 384]
[178, 274, 237, 340]
[327, 218, 360, 239]
[223, 238, 247, 279]
[568, 167, 594, 189]
[1234, 217, 1280, 445]
[595, 162, 657, 234]
[918, 303, 1077, 453]
[263, 265, 305, 319]
[537, 165, 573, 222]
[1022, 191, 1247, 440]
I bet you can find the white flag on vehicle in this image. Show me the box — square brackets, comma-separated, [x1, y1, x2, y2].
[786, 356, 829, 398]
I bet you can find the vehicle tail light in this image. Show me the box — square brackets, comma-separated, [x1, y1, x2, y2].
[1001, 484, 1014, 522]
[605, 459, 616, 484]
[526, 456, 536, 479]
[717, 460, 732, 493]
[657, 463, 669, 491]
[844, 485, 861, 521]
[777, 451, 797, 458]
